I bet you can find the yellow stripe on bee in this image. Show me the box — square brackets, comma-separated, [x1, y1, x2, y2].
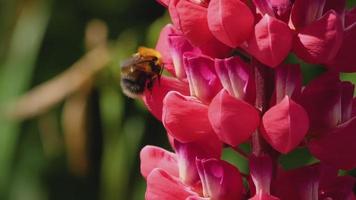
[138, 47, 162, 60]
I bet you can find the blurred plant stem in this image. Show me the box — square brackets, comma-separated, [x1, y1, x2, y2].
[99, 30, 145, 200]
[0, 0, 51, 196]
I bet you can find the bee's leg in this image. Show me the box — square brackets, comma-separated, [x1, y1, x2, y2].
[147, 79, 154, 91]
[158, 64, 164, 85]
[157, 75, 161, 85]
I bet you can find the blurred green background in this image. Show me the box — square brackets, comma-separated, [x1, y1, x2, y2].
[0, 0, 355, 200]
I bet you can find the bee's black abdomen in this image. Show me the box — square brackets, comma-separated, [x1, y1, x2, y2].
[121, 78, 145, 95]
[120, 72, 151, 98]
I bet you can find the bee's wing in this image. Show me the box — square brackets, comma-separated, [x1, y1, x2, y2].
[121, 56, 154, 74]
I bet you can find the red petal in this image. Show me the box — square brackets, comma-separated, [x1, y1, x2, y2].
[252, 0, 275, 17]
[274, 64, 302, 104]
[184, 54, 222, 103]
[140, 146, 179, 178]
[249, 155, 273, 196]
[174, 0, 211, 46]
[345, 8, 356, 28]
[250, 194, 280, 200]
[293, 10, 343, 64]
[320, 176, 356, 200]
[340, 82, 354, 123]
[196, 159, 244, 200]
[329, 23, 356, 72]
[352, 98, 356, 117]
[308, 116, 356, 170]
[323, 0, 346, 15]
[252, 0, 292, 21]
[299, 72, 354, 133]
[186, 196, 206, 200]
[146, 169, 195, 200]
[272, 164, 320, 200]
[143, 76, 190, 120]
[169, 0, 231, 58]
[261, 96, 309, 153]
[289, 0, 326, 29]
[215, 56, 255, 103]
[208, 90, 260, 146]
[163, 91, 213, 142]
[243, 15, 293, 68]
[207, 0, 254, 47]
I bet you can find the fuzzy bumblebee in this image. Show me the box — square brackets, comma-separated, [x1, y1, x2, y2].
[120, 47, 163, 98]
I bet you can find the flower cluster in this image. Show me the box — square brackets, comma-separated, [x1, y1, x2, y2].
[138, 0, 356, 199]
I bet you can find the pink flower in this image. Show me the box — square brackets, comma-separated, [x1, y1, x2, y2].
[249, 0, 348, 68]
[249, 155, 280, 200]
[207, 0, 254, 48]
[167, 0, 232, 57]
[252, 0, 292, 21]
[242, 14, 293, 68]
[209, 56, 260, 146]
[140, 138, 244, 200]
[133, 0, 356, 198]
[156, 0, 256, 57]
[260, 64, 309, 153]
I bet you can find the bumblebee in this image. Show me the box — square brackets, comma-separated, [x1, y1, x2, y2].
[120, 47, 163, 98]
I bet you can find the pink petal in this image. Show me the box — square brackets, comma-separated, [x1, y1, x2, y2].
[146, 168, 195, 200]
[163, 91, 213, 142]
[169, 34, 201, 79]
[308, 116, 356, 170]
[215, 56, 255, 103]
[274, 64, 302, 104]
[174, 138, 222, 185]
[289, 0, 326, 30]
[261, 96, 309, 153]
[243, 15, 293, 68]
[155, 24, 176, 74]
[293, 10, 343, 64]
[328, 23, 356, 72]
[196, 159, 244, 200]
[208, 90, 260, 146]
[140, 145, 179, 178]
[168, 0, 182, 31]
[183, 54, 222, 103]
[143, 76, 190, 120]
[207, 0, 254, 47]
